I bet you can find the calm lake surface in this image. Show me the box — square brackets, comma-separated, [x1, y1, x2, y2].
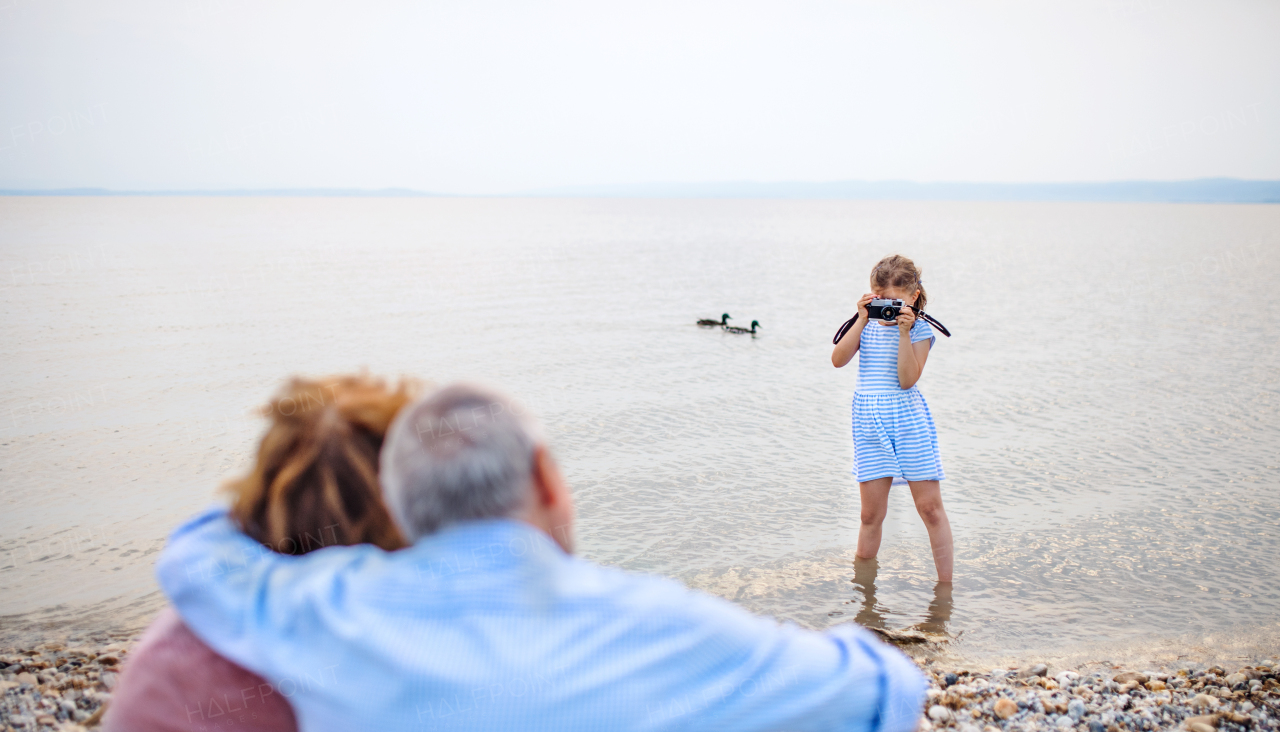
[2, 197, 1278, 663]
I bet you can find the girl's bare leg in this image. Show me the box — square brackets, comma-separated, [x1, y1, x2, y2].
[856, 478, 893, 559]
[908, 480, 953, 582]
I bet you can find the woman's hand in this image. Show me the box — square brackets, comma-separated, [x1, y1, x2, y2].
[895, 305, 916, 335]
[856, 293, 876, 321]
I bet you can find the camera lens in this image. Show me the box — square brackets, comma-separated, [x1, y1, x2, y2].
[882, 307, 898, 321]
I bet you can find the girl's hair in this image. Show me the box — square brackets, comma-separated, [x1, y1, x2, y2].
[871, 254, 927, 312]
[224, 374, 424, 555]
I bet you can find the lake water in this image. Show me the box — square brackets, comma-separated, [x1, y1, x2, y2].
[2, 197, 1278, 664]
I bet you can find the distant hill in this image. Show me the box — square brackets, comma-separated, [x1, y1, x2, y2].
[2, 179, 1278, 202]
[524, 178, 1280, 203]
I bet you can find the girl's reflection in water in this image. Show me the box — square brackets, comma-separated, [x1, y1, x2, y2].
[852, 558, 887, 629]
[852, 557, 953, 635]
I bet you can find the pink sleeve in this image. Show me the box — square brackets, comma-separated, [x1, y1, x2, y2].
[103, 608, 297, 732]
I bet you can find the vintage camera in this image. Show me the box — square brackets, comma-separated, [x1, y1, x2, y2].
[866, 298, 906, 322]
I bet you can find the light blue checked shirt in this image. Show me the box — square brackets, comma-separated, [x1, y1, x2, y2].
[157, 508, 926, 732]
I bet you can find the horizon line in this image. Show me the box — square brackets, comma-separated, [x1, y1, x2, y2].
[2, 177, 1279, 203]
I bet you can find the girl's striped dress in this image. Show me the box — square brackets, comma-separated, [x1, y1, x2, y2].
[852, 318, 946, 485]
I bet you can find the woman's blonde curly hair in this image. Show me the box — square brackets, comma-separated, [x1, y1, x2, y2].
[224, 374, 425, 555]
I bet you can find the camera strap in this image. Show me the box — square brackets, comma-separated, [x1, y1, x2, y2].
[832, 310, 952, 345]
[919, 312, 952, 338]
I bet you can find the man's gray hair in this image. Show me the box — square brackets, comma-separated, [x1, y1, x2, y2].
[380, 383, 542, 542]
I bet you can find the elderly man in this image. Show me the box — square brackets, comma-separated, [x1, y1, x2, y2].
[158, 383, 926, 732]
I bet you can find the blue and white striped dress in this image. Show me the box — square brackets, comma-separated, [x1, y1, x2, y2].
[852, 318, 946, 484]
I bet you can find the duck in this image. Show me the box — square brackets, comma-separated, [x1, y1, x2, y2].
[697, 313, 732, 327]
[724, 320, 760, 335]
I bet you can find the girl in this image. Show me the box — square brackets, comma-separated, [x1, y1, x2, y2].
[831, 254, 953, 582]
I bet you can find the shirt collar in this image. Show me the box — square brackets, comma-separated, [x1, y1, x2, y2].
[402, 518, 566, 578]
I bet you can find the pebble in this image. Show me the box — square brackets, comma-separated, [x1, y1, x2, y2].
[929, 704, 953, 722]
[1190, 693, 1222, 708]
[1067, 697, 1085, 720]
[1019, 663, 1049, 678]
[994, 697, 1018, 719]
[1114, 671, 1150, 685]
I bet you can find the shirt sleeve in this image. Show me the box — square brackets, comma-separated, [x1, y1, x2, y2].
[153, 506, 377, 683]
[648, 586, 928, 732]
[909, 317, 935, 347]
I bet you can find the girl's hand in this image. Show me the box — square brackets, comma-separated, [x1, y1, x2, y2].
[896, 305, 916, 334]
[856, 293, 876, 321]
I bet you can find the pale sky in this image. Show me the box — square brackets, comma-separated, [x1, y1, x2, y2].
[1, 0, 1277, 193]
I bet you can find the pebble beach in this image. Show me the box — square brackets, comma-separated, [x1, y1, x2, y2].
[2, 634, 1277, 731]
[0, 636, 132, 731]
[913, 658, 1280, 732]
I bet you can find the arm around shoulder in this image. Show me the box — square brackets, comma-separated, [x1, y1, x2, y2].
[154, 508, 301, 668]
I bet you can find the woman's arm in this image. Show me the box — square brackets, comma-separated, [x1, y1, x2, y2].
[895, 307, 931, 389]
[832, 293, 876, 368]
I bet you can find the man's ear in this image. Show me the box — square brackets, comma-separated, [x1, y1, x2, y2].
[531, 444, 575, 553]
[530, 445, 564, 508]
